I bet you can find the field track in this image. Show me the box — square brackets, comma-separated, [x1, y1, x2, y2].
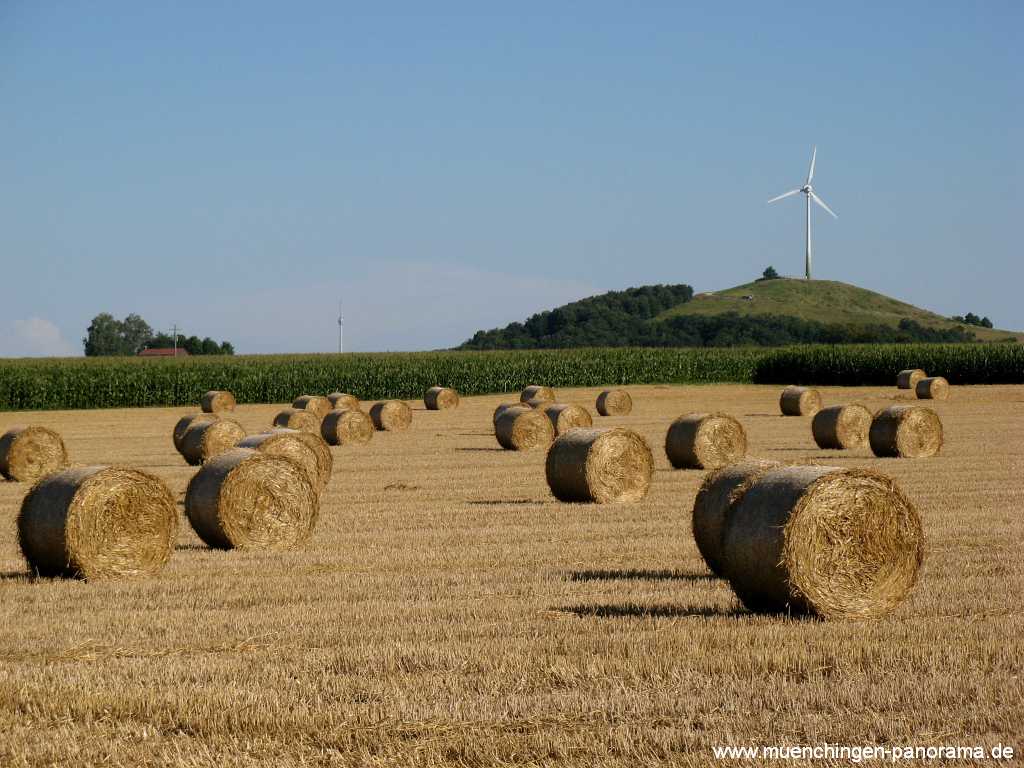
[0, 384, 1021, 766]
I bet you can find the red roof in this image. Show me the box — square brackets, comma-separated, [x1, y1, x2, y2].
[138, 348, 190, 357]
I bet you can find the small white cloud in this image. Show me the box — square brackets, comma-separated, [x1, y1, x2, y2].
[3, 317, 77, 358]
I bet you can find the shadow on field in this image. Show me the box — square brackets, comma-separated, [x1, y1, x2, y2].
[557, 603, 744, 619]
[566, 568, 715, 583]
[455, 447, 505, 452]
[175, 543, 211, 552]
[0, 571, 33, 582]
[468, 499, 548, 506]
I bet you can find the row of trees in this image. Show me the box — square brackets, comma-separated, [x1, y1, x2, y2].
[83, 313, 234, 356]
[952, 312, 994, 329]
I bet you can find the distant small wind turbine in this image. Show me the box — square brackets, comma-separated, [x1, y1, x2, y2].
[337, 299, 344, 354]
[767, 146, 838, 280]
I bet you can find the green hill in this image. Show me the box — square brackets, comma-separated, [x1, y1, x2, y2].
[459, 278, 1019, 349]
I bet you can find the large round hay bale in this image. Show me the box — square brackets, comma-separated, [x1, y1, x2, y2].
[172, 413, 220, 453]
[327, 392, 360, 411]
[184, 448, 318, 550]
[201, 390, 236, 413]
[369, 400, 412, 431]
[18, 466, 177, 580]
[779, 386, 821, 416]
[545, 427, 653, 504]
[493, 402, 529, 426]
[542, 403, 593, 435]
[494, 406, 555, 451]
[0, 426, 69, 483]
[896, 369, 926, 390]
[272, 408, 321, 434]
[691, 459, 781, 577]
[292, 395, 332, 420]
[180, 419, 246, 466]
[665, 413, 747, 470]
[721, 465, 924, 619]
[321, 408, 374, 446]
[237, 430, 328, 495]
[915, 376, 949, 401]
[424, 386, 459, 410]
[282, 429, 333, 493]
[596, 389, 632, 416]
[811, 404, 872, 449]
[520, 385, 555, 404]
[869, 405, 943, 458]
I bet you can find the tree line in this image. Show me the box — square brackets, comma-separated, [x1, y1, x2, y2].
[83, 313, 234, 356]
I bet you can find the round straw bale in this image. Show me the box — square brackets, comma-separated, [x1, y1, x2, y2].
[425, 386, 459, 410]
[542, 403, 593, 435]
[896, 369, 926, 390]
[292, 395, 332, 420]
[370, 400, 413, 431]
[0, 426, 69, 483]
[779, 386, 822, 416]
[201, 390, 236, 413]
[869, 405, 943, 458]
[721, 465, 923, 619]
[915, 376, 949, 401]
[173, 413, 220, 453]
[237, 430, 329, 495]
[321, 408, 374, 446]
[524, 397, 551, 409]
[18, 466, 177, 580]
[691, 459, 781, 577]
[811, 404, 872, 449]
[596, 389, 632, 416]
[493, 402, 530, 426]
[494, 406, 555, 451]
[282, 429, 333, 493]
[180, 419, 246, 466]
[327, 392, 361, 411]
[185, 448, 318, 550]
[545, 427, 653, 503]
[272, 408, 321, 434]
[520, 385, 555, 404]
[665, 413, 747, 470]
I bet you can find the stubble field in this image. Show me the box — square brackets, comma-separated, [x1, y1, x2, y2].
[0, 384, 1021, 766]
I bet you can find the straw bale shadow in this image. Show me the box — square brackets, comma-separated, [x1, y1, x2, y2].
[565, 568, 716, 583]
[557, 603, 744, 619]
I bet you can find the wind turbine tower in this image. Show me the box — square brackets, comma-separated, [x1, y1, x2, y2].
[337, 299, 344, 354]
[767, 146, 838, 279]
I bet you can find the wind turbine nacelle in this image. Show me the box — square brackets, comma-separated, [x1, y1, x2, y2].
[801, 185, 812, 193]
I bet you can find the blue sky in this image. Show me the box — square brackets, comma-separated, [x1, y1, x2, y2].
[1, 2, 1020, 355]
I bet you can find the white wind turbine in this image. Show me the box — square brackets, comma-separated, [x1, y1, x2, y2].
[767, 146, 838, 279]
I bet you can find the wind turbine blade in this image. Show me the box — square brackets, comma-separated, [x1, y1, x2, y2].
[811, 191, 838, 218]
[807, 146, 817, 184]
[767, 188, 801, 204]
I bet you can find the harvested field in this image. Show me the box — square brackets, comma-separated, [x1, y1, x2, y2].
[0, 384, 1021, 766]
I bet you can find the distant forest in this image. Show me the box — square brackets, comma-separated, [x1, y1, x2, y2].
[458, 284, 977, 349]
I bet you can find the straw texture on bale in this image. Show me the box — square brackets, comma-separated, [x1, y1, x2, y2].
[18, 466, 177, 580]
[321, 408, 374, 446]
[691, 459, 781, 577]
[173, 413, 220, 453]
[545, 427, 653, 504]
[779, 386, 822, 416]
[292, 395, 332, 420]
[237, 430, 329, 495]
[184, 448, 318, 550]
[811, 404, 873, 450]
[524, 398, 551, 409]
[180, 419, 246, 466]
[915, 376, 949, 401]
[494, 406, 555, 451]
[897, 369, 926, 390]
[869, 405, 943, 458]
[0, 426, 69, 483]
[720, 465, 924, 619]
[596, 389, 633, 416]
[493, 402, 529, 426]
[520, 385, 555, 404]
[327, 392, 360, 411]
[272, 408, 321, 434]
[424, 386, 460, 410]
[665, 413, 747, 470]
[542, 403, 593, 435]
[201, 390, 236, 413]
[370, 400, 413, 431]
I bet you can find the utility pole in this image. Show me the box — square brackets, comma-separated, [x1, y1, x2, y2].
[337, 300, 344, 354]
[170, 324, 181, 356]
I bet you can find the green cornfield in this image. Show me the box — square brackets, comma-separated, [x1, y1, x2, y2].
[0, 344, 1019, 412]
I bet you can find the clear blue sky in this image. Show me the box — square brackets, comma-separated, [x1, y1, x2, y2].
[1, 2, 1020, 355]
